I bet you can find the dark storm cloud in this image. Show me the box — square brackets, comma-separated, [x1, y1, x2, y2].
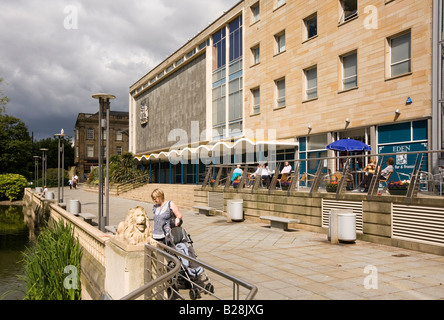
[0, 0, 240, 140]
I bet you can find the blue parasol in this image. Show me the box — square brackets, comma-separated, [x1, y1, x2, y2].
[326, 139, 371, 152]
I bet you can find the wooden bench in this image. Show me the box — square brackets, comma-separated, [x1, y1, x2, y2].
[260, 216, 300, 231]
[78, 213, 96, 225]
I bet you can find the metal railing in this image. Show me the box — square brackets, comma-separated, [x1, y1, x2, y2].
[120, 242, 258, 300]
[201, 150, 444, 203]
[116, 173, 150, 194]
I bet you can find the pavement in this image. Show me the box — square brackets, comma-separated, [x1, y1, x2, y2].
[53, 184, 444, 300]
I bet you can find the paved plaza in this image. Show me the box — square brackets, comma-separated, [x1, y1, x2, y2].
[55, 184, 444, 300]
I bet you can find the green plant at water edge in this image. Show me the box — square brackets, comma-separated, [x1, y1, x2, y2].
[0, 174, 28, 201]
[21, 219, 82, 300]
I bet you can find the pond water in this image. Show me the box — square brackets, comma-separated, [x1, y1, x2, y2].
[0, 205, 29, 300]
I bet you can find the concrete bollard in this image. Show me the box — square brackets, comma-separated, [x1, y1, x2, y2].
[45, 191, 54, 200]
[69, 200, 81, 215]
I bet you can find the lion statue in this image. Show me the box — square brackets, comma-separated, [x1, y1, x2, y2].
[116, 206, 157, 246]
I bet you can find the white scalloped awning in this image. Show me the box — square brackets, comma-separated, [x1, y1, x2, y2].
[135, 138, 298, 162]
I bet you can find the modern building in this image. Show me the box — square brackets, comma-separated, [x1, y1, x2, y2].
[74, 111, 129, 181]
[129, 0, 441, 184]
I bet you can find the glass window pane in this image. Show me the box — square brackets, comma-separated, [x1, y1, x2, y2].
[343, 54, 357, 78]
[391, 33, 411, 62]
[391, 61, 411, 77]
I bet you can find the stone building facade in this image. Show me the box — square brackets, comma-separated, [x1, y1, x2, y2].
[129, 0, 440, 184]
[74, 111, 129, 181]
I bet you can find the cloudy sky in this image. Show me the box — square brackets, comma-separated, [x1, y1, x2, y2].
[0, 0, 240, 141]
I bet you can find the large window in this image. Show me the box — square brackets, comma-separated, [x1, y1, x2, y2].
[251, 45, 260, 65]
[87, 128, 94, 140]
[389, 32, 411, 77]
[212, 28, 226, 70]
[229, 16, 243, 62]
[341, 52, 357, 90]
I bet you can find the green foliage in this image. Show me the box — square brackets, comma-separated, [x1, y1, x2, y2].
[110, 152, 141, 183]
[21, 219, 82, 300]
[37, 168, 69, 188]
[0, 174, 28, 201]
[0, 114, 32, 176]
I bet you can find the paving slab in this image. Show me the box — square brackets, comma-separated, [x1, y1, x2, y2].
[52, 184, 444, 300]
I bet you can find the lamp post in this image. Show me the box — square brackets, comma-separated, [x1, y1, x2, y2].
[54, 129, 67, 204]
[40, 148, 48, 188]
[33, 156, 40, 189]
[92, 93, 115, 232]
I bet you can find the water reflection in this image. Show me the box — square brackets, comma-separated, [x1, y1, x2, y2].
[0, 205, 29, 300]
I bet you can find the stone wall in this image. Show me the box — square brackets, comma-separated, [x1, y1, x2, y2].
[194, 187, 444, 256]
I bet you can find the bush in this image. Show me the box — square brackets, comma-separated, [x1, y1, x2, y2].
[21, 219, 82, 300]
[0, 173, 28, 201]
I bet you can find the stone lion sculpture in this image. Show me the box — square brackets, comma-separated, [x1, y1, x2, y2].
[116, 206, 157, 246]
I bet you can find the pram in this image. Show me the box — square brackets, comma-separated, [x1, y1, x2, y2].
[164, 225, 214, 300]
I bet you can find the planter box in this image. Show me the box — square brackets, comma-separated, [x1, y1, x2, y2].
[388, 189, 407, 196]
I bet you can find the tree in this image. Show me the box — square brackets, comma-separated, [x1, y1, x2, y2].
[33, 137, 74, 169]
[0, 114, 33, 176]
[0, 78, 9, 114]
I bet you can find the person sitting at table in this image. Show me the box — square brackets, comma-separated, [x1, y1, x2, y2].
[361, 157, 394, 192]
[232, 164, 243, 183]
[280, 161, 292, 182]
[259, 163, 271, 188]
[358, 158, 376, 192]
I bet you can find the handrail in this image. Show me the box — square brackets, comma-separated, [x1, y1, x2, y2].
[155, 242, 258, 300]
[201, 150, 444, 202]
[120, 243, 181, 300]
[116, 173, 150, 194]
[121, 241, 258, 300]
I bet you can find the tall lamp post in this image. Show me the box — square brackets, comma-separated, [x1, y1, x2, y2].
[54, 129, 66, 204]
[92, 93, 115, 232]
[40, 148, 48, 188]
[33, 156, 41, 189]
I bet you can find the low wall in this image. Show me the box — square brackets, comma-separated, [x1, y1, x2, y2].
[24, 189, 109, 300]
[194, 187, 444, 256]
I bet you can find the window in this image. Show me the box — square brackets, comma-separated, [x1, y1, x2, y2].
[116, 146, 122, 155]
[275, 78, 286, 108]
[304, 14, 317, 40]
[251, 88, 260, 114]
[276, 0, 286, 9]
[116, 130, 123, 141]
[275, 31, 286, 54]
[304, 67, 317, 100]
[341, 52, 357, 90]
[87, 128, 94, 140]
[87, 145, 94, 158]
[229, 16, 243, 62]
[390, 32, 411, 77]
[213, 28, 226, 70]
[340, 0, 357, 23]
[251, 2, 260, 24]
[251, 45, 260, 65]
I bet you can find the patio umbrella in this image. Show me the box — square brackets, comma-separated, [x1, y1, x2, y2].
[326, 139, 371, 152]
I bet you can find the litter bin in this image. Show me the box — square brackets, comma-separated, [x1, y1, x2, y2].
[69, 200, 81, 215]
[45, 191, 54, 200]
[35, 187, 42, 194]
[328, 210, 356, 243]
[227, 199, 243, 221]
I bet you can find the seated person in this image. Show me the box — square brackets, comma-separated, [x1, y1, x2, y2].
[280, 161, 292, 182]
[232, 164, 243, 183]
[358, 158, 376, 191]
[259, 163, 271, 188]
[361, 157, 394, 192]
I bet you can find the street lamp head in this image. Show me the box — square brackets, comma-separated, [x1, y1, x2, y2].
[92, 93, 116, 100]
[54, 128, 67, 138]
[40, 148, 48, 152]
